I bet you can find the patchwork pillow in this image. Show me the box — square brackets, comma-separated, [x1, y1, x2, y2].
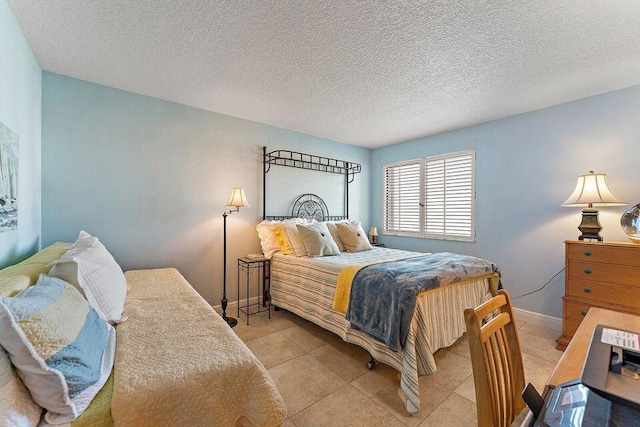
[48, 231, 128, 324]
[296, 223, 340, 257]
[0, 275, 115, 425]
[336, 221, 373, 253]
[0, 346, 42, 427]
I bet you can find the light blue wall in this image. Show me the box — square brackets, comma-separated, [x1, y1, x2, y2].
[0, 0, 42, 268]
[41, 72, 370, 304]
[372, 85, 640, 318]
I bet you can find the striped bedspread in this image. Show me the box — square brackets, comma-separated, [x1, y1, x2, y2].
[270, 248, 498, 414]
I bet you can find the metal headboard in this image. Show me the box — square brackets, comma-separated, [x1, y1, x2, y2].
[265, 194, 347, 222]
[263, 146, 361, 220]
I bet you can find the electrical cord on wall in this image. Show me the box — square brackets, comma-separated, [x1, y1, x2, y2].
[512, 268, 565, 300]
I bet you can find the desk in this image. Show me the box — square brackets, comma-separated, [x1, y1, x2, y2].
[548, 307, 640, 387]
[516, 307, 640, 426]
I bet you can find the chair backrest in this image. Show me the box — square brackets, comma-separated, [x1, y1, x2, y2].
[464, 290, 525, 427]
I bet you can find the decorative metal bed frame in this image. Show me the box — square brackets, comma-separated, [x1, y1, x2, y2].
[262, 146, 361, 220]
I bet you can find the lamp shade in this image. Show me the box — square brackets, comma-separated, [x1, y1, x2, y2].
[562, 171, 625, 208]
[226, 188, 250, 208]
[369, 226, 378, 236]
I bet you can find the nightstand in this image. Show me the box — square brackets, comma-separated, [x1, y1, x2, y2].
[237, 256, 271, 324]
[371, 243, 385, 248]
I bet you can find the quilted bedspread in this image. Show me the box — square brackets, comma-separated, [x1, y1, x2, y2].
[111, 268, 287, 427]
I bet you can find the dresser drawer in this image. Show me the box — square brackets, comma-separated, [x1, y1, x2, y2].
[567, 243, 640, 268]
[566, 279, 640, 309]
[567, 260, 640, 287]
[564, 300, 592, 321]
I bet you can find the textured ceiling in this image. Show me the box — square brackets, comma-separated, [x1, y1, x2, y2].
[7, 1, 640, 148]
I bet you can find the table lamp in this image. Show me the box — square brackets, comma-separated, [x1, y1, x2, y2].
[369, 226, 378, 244]
[562, 171, 626, 241]
[221, 187, 250, 327]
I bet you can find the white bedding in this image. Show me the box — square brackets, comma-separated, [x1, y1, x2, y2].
[269, 247, 496, 413]
[112, 268, 287, 427]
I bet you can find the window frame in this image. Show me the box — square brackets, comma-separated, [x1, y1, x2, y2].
[382, 150, 476, 242]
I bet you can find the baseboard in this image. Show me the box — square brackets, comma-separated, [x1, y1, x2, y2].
[212, 296, 261, 311]
[513, 308, 562, 333]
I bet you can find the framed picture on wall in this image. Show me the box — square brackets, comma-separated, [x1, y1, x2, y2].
[0, 121, 18, 232]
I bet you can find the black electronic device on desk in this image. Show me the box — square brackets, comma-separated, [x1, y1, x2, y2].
[522, 324, 640, 426]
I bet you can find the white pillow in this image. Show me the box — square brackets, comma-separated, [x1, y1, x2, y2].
[48, 231, 127, 324]
[0, 346, 42, 427]
[256, 220, 282, 258]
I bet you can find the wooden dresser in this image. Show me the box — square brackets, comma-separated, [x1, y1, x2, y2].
[556, 240, 640, 350]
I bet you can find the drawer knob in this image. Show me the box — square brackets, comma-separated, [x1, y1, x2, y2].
[584, 268, 592, 274]
[584, 251, 591, 256]
[584, 287, 591, 293]
[581, 310, 588, 316]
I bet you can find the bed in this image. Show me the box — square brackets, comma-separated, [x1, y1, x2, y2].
[269, 246, 498, 413]
[261, 147, 499, 413]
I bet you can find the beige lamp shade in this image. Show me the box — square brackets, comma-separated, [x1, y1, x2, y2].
[226, 188, 250, 208]
[369, 226, 378, 236]
[562, 171, 625, 208]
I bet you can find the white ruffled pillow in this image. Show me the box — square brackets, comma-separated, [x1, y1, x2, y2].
[256, 218, 308, 258]
[48, 231, 128, 324]
[256, 220, 283, 258]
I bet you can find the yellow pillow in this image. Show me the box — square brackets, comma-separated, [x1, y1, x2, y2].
[0, 275, 31, 297]
[270, 225, 294, 255]
[0, 242, 70, 285]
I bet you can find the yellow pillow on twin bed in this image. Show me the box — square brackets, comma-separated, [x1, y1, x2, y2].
[0, 242, 69, 285]
[0, 275, 30, 298]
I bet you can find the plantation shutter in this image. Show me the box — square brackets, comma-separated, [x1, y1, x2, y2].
[424, 151, 475, 240]
[383, 160, 422, 235]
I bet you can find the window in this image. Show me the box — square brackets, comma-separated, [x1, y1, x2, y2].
[383, 150, 475, 242]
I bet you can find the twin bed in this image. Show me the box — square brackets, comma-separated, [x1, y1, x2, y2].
[261, 147, 500, 414]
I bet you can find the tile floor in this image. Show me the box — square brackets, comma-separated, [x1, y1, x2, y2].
[230, 308, 563, 427]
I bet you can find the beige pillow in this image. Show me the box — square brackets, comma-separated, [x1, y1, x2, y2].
[322, 221, 346, 251]
[336, 221, 373, 253]
[296, 223, 340, 257]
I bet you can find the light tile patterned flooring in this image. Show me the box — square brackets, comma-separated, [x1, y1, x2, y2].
[230, 308, 563, 427]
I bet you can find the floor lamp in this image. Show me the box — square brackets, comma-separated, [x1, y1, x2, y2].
[222, 187, 250, 327]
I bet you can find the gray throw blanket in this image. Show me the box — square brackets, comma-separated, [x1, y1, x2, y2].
[346, 252, 500, 351]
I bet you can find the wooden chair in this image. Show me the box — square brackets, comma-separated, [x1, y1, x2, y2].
[464, 290, 526, 427]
